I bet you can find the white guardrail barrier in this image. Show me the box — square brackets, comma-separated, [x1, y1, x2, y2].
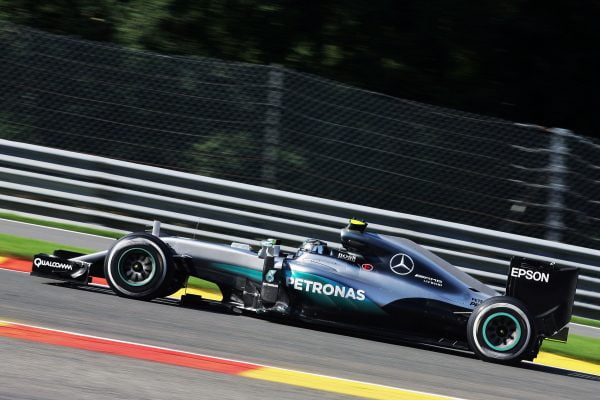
[0, 138, 599, 318]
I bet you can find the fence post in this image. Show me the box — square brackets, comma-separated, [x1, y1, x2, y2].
[545, 128, 571, 242]
[262, 65, 284, 187]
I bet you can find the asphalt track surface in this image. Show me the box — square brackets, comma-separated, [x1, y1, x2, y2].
[1, 220, 599, 399]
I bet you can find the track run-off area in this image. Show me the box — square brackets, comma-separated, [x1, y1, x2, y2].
[0, 221, 599, 400]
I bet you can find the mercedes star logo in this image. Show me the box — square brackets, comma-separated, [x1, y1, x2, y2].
[389, 253, 415, 275]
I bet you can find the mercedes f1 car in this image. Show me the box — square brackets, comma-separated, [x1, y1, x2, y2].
[30, 219, 578, 364]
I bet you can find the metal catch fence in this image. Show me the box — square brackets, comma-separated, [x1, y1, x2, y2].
[2, 22, 600, 248]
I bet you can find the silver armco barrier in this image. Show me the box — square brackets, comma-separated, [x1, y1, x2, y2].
[0, 138, 598, 318]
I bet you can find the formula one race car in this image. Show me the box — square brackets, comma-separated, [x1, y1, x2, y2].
[30, 219, 578, 364]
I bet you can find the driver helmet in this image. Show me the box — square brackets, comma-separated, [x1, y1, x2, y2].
[300, 239, 328, 255]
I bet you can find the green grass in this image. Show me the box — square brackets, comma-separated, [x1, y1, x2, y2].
[541, 334, 600, 364]
[0, 211, 123, 239]
[571, 316, 600, 329]
[0, 233, 94, 259]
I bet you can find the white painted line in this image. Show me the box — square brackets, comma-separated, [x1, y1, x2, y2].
[571, 322, 600, 331]
[0, 267, 28, 274]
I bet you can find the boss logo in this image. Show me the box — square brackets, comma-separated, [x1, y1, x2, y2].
[337, 252, 356, 262]
[510, 267, 550, 283]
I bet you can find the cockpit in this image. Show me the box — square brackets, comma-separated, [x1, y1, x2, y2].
[296, 219, 370, 261]
[298, 238, 329, 256]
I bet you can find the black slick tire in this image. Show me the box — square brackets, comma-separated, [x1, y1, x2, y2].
[467, 296, 536, 364]
[104, 233, 178, 300]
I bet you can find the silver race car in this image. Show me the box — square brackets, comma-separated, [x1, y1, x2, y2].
[31, 219, 578, 364]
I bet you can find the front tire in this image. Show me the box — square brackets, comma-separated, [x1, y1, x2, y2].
[467, 296, 535, 364]
[104, 233, 178, 300]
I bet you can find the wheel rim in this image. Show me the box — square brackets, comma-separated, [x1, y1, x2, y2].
[117, 248, 157, 286]
[482, 312, 522, 352]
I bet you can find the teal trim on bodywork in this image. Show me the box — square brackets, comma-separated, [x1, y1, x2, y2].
[210, 262, 262, 282]
[208, 264, 384, 315]
[482, 312, 522, 352]
[288, 271, 385, 315]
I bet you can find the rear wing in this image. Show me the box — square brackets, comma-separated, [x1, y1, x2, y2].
[506, 256, 578, 337]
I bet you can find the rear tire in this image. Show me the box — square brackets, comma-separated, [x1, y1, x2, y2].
[467, 296, 535, 364]
[104, 233, 179, 300]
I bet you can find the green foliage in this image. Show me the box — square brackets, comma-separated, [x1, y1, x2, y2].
[0, 0, 121, 41]
[1, 1, 598, 136]
[185, 132, 263, 180]
[184, 131, 306, 183]
[0, 111, 28, 140]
